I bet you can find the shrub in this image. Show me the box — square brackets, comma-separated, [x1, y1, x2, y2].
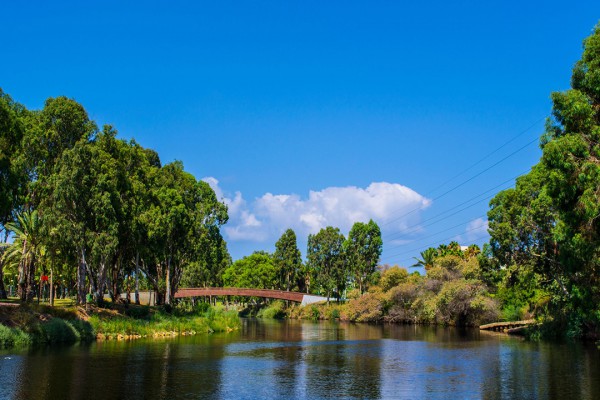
[380, 266, 409, 292]
[39, 318, 80, 344]
[0, 325, 32, 348]
[343, 292, 387, 322]
[346, 288, 361, 300]
[69, 319, 96, 341]
[434, 255, 463, 272]
[257, 301, 287, 319]
[432, 279, 499, 326]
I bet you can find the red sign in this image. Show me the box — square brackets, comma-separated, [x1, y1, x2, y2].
[41, 275, 49, 282]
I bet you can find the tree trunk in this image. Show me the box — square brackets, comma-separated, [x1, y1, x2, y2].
[17, 242, 27, 302]
[25, 256, 36, 303]
[0, 260, 7, 299]
[165, 256, 172, 305]
[77, 248, 87, 305]
[49, 268, 54, 306]
[134, 251, 140, 305]
[95, 258, 108, 304]
[0, 234, 7, 299]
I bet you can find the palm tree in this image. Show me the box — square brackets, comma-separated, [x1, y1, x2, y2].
[2, 210, 42, 302]
[448, 241, 463, 257]
[464, 244, 481, 259]
[412, 247, 438, 271]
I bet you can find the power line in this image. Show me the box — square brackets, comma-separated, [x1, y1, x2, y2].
[381, 118, 543, 228]
[382, 172, 525, 242]
[383, 214, 487, 258]
[381, 225, 491, 263]
[425, 117, 545, 197]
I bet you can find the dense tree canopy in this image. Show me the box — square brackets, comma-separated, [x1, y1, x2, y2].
[273, 229, 302, 291]
[345, 220, 382, 293]
[0, 89, 230, 305]
[307, 226, 347, 303]
[222, 252, 277, 289]
[488, 25, 600, 338]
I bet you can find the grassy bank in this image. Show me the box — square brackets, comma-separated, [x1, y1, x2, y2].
[0, 302, 241, 349]
[90, 303, 241, 339]
[0, 304, 94, 348]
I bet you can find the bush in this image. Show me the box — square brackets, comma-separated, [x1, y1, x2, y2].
[257, 301, 287, 319]
[343, 292, 387, 322]
[432, 280, 499, 326]
[0, 325, 32, 348]
[39, 318, 80, 344]
[69, 319, 96, 341]
[380, 266, 409, 292]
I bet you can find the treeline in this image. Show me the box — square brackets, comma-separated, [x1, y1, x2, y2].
[0, 89, 384, 307]
[222, 221, 383, 302]
[0, 92, 230, 305]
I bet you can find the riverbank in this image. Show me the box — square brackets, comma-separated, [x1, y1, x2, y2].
[0, 302, 241, 349]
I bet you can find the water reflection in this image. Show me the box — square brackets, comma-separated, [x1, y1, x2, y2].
[0, 320, 598, 399]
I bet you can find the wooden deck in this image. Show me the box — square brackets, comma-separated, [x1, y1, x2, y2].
[480, 319, 536, 334]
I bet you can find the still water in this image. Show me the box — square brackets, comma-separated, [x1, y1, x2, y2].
[1, 319, 599, 399]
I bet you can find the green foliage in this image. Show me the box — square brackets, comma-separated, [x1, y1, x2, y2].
[88, 305, 240, 338]
[257, 300, 287, 319]
[379, 266, 409, 292]
[0, 87, 230, 307]
[345, 220, 382, 293]
[273, 229, 302, 291]
[343, 291, 388, 322]
[487, 24, 600, 338]
[307, 226, 347, 302]
[0, 324, 31, 348]
[222, 252, 277, 289]
[37, 318, 80, 344]
[412, 247, 438, 270]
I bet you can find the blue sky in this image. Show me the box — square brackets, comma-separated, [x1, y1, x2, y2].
[3, 1, 600, 268]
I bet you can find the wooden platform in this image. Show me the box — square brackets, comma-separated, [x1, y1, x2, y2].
[479, 319, 536, 334]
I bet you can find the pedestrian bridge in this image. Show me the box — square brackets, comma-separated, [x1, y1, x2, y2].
[174, 287, 327, 305]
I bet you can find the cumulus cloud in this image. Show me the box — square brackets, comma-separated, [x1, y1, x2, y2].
[203, 177, 430, 244]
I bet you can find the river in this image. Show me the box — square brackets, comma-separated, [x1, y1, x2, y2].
[1, 319, 599, 399]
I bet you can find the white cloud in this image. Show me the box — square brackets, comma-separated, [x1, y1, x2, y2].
[202, 177, 430, 245]
[465, 218, 489, 241]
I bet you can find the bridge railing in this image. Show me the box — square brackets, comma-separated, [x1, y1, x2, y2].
[174, 287, 306, 302]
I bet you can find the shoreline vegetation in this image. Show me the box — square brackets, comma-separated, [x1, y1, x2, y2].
[0, 302, 241, 350]
[2, 24, 600, 345]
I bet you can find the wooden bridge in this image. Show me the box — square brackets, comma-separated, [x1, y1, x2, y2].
[479, 319, 536, 334]
[175, 287, 328, 305]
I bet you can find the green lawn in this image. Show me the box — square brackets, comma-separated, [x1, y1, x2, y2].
[0, 297, 76, 306]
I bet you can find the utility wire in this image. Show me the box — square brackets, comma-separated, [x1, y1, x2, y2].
[383, 213, 488, 258]
[381, 117, 543, 228]
[382, 172, 525, 242]
[382, 225, 491, 262]
[382, 135, 539, 228]
[424, 117, 545, 197]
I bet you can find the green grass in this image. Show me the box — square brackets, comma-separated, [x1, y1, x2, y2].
[88, 304, 241, 338]
[256, 301, 287, 319]
[0, 297, 20, 304]
[0, 324, 32, 348]
[0, 301, 241, 348]
[0, 297, 76, 306]
[0, 316, 94, 349]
